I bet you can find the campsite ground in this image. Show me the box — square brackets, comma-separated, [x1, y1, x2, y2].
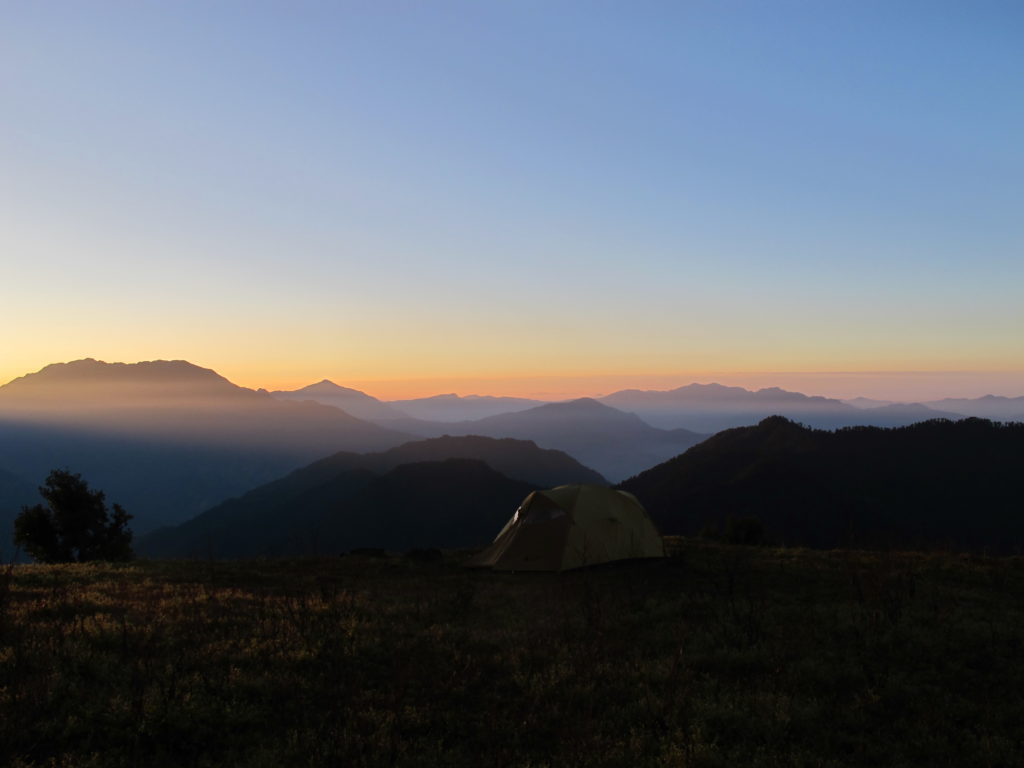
[3, 540, 1023, 767]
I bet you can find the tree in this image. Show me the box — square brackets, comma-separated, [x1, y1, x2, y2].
[13, 469, 133, 563]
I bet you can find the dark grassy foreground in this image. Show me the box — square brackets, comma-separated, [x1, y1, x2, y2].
[2, 541, 1024, 767]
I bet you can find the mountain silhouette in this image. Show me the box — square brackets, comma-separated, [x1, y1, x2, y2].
[373, 398, 707, 482]
[599, 382, 966, 431]
[0, 360, 413, 532]
[1, 358, 240, 402]
[384, 393, 546, 422]
[620, 416, 1024, 552]
[142, 458, 535, 558]
[140, 435, 603, 557]
[922, 395, 1024, 421]
[368, 435, 606, 485]
[271, 380, 407, 421]
[0, 360, 406, 446]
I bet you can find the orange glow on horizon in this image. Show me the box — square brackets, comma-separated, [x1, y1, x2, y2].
[3, 354, 1023, 404]
[231, 369, 1024, 403]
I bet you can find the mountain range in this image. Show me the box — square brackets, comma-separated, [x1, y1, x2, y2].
[146, 415, 1024, 558]
[920, 395, 1024, 421]
[5, 358, 1024, 560]
[0, 360, 413, 537]
[385, 393, 544, 422]
[142, 456, 538, 558]
[597, 383, 968, 432]
[275, 379, 1017, 435]
[141, 434, 602, 557]
[381, 398, 707, 482]
[270, 380, 406, 422]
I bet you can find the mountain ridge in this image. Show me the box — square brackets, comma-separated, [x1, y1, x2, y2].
[620, 416, 1024, 552]
[0, 360, 414, 535]
[142, 457, 538, 558]
[598, 382, 969, 431]
[365, 397, 708, 482]
[271, 379, 406, 421]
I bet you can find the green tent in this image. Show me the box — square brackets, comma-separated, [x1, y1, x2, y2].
[468, 484, 665, 571]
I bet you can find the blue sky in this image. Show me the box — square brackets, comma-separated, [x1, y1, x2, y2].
[2, 1, 1022, 397]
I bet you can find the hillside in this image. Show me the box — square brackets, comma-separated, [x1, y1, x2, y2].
[142, 458, 534, 558]
[142, 435, 602, 557]
[620, 416, 1024, 552]
[6, 546, 1024, 766]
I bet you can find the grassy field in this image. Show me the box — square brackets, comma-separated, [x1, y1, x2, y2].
[2, 540, 1023, 767]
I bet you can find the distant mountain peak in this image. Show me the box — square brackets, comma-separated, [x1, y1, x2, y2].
[562, 396, 602, 406]
[670, 382, 747, 394]
[530, 398, 635, 418]
[295, 380, 365, 395]
[1, 358, 237, 394]
[270, 379, 403, 421]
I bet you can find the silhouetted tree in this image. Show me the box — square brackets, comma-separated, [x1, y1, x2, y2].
[13, 470, 133, 563]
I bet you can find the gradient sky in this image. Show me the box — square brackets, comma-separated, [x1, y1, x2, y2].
[2, 1, 1022, 399]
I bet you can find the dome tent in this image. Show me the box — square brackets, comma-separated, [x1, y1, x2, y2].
[467, 484, 664, 571]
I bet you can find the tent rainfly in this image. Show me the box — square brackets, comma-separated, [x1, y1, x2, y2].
[467, 484, 665, 571]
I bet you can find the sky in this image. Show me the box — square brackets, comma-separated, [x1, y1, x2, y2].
[2, 1, 1022, 400]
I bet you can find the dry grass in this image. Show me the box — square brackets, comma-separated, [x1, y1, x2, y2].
[2, 540, 1023, 767]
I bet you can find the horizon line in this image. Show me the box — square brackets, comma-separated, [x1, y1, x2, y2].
[5, 359, 1024, 402]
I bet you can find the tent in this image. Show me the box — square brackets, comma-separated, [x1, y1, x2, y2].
[467, 484, 665, 571]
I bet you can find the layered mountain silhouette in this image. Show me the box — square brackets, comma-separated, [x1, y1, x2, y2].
[365, 435, 605, 486]
[620, 416, 1024, 553]
[141, 435, 602, 557]
[265, 378, 1015, 439]
[385, 393, 545, 422]
[0, 360, 405, 447]
[142, 458, 538, 558]
[0, 360, 412, 534]
[7, 359, 1022, 556]
[842, 397, 895, 408]
[371, 398, 707, 482]
[271, 380, 406, 421]
[922, 395, 1024, 421]
[599, 383, 965, 431]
